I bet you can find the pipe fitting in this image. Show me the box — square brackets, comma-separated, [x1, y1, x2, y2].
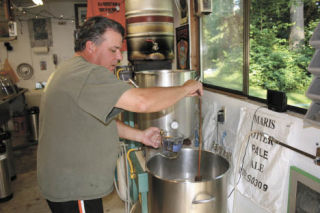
[127, 147, 142, 179]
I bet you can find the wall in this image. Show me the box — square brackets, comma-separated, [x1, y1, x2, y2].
[0, 0, 129, 107]
[203, 90, 320, 213]
[0, 0, 86, 90]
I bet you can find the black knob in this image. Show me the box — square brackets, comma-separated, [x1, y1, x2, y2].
[28, 106, 39, 114]
[0, 142, 6, 154]
[1, 131, 11, 140]
[0, 132, 10, 141]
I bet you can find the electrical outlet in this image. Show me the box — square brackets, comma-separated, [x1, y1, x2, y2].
[217, 107, 225, 123]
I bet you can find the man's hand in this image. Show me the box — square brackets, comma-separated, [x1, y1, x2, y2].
[182, 79, 203, 97]
[141, 127, 161, 148]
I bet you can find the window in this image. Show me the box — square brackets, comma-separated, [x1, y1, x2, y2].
[201, 0, 243, 92]
[201, 0, 320, 111]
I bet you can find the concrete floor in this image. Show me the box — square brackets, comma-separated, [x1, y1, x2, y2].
[0, 135, 125, 213]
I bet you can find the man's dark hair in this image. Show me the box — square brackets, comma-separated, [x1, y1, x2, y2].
[74, 16, 125, 52]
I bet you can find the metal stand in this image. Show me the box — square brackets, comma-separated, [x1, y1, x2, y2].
[121, 111, 149, 213]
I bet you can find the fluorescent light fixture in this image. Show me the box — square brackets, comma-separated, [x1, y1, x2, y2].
[32, 0, 43, 5]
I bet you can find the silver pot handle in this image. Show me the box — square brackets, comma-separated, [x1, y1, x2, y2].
[192, 194, 215, 204]
[128, 78, 139, 88]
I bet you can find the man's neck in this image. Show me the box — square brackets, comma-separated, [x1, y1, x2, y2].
[75, 51, 92, 63]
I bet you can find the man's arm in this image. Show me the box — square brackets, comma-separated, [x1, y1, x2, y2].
[116, 120, 161, 148]
[115, 79, 203, 113]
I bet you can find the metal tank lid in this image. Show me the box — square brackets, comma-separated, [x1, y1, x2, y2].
[135, 69, 196, 74]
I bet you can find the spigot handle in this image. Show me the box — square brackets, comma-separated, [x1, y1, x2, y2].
[192, 193, 215, 204]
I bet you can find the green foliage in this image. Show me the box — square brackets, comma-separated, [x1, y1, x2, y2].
[248, 0, 319, 93]
[249, 26, 313, 92]
[202, 2, 244, 90]
[202, 0, 319, 96]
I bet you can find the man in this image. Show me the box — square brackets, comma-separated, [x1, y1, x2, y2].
[37, 16, 202, 213]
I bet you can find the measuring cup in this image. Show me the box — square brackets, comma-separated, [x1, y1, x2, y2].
[160, 131, 184, 158]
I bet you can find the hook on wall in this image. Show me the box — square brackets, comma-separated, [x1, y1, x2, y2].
[4, 42, 13, 51]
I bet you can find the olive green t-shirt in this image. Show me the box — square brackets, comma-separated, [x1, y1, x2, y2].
[37, 56, 131, 202]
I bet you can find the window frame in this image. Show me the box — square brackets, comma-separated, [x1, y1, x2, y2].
[200, 0, 308, 114]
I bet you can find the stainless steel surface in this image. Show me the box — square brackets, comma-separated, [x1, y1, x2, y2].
[135, 70, 197, 139]
[125, 0, 174, 61]
[146, 148, 230, 213]
[126, 36, 174, 61]
[0, 154, 12, 200]
[192, 193, 215, 204]
[28, 109, 39, 142]
[3, 137, 15, 179]
[125, 0, 172, 17]
[29, 114, 39, 141]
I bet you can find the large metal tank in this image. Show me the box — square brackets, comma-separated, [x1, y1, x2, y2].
[125, 0, 174, 61]
[147, 148, 230, 213]
[134, 70, 197, 139]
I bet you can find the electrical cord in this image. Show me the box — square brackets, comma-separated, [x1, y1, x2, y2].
[113, 147, 130, 203]
[113, 142, 131, 213]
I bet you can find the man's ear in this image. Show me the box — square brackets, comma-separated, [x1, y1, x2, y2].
[85, 41, 96, 53]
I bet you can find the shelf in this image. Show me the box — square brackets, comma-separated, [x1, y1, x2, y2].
[0, 36, 17, 42]
[0, 88, 28, 105]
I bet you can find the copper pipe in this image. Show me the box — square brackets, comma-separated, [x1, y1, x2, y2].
[270, 136, 316, 160]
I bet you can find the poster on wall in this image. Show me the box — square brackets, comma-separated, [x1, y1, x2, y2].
[176, 24, 189, 70]
[179, 0, 188, 25]
[28, 18, 53, 47]
[86, 0, 126, 50]
[0, 0, 11, 37]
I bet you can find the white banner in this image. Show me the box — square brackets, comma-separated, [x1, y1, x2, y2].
[232, 107, 293, 213]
